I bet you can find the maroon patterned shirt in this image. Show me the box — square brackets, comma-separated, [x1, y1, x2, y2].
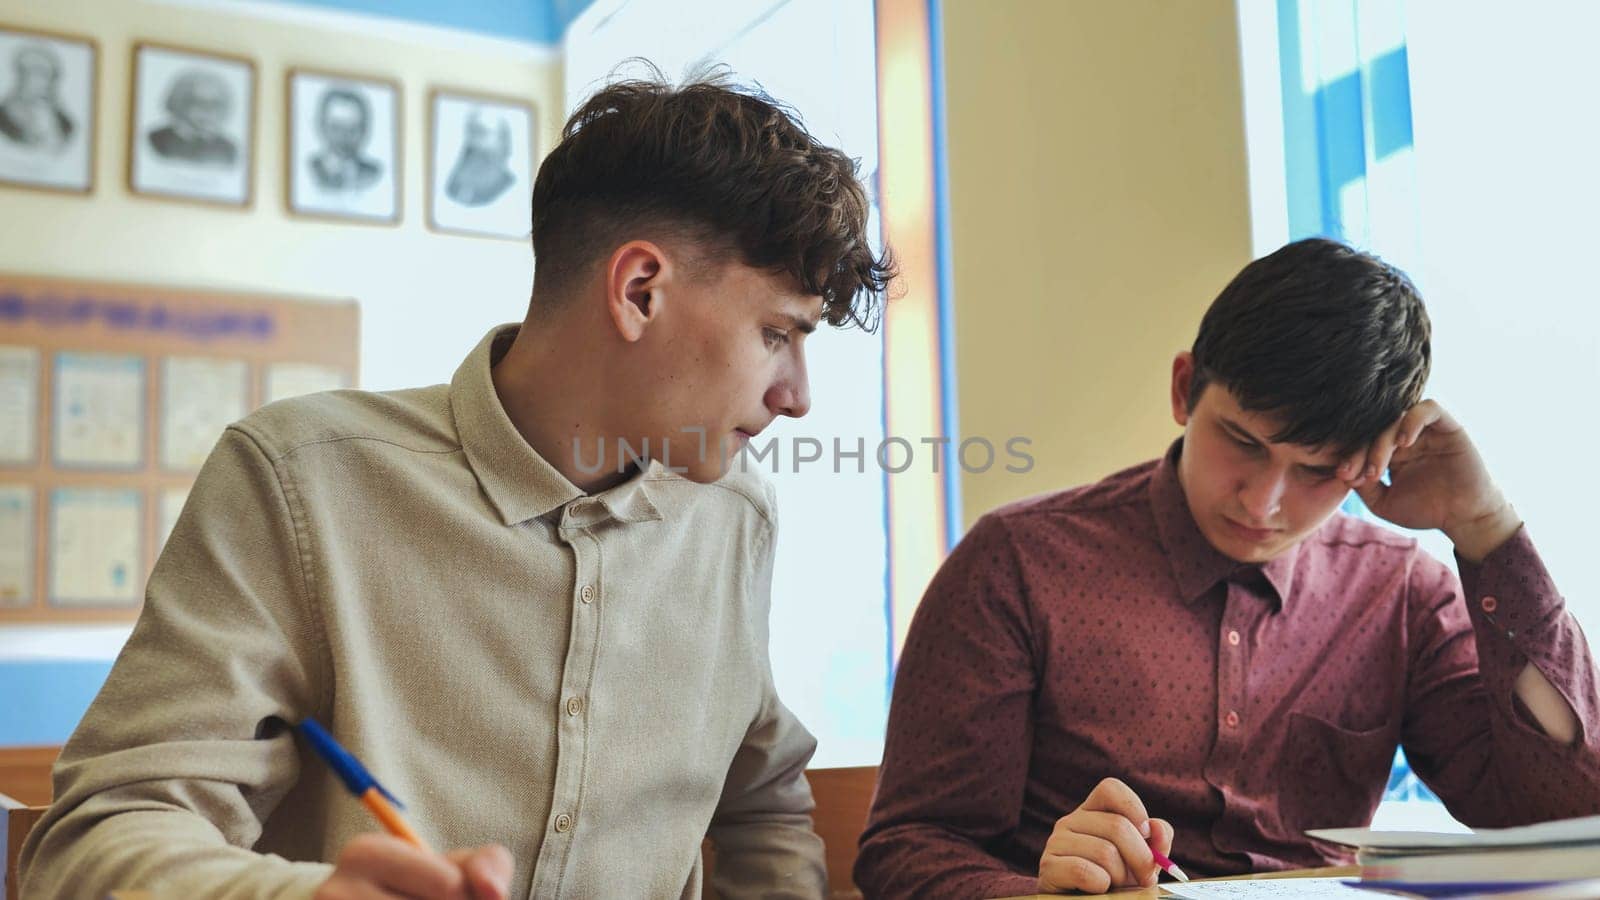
[856, 440, 1600, 899]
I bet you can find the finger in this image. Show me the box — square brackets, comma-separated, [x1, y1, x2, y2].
[1396, 399, 1446, 449]
[316, 874, 409, 900]
[1146, 818, 1176, 887]
[1038, 849, 1112, 894]
[1339, 445, 1369, 486]
[340, 881, 404, 900]
[1149, 817, 1175, 858]
[1362, 416, 1407, 485]
[1080, 776, 1151, 825]
[1045, 825, 1129, 887]
[1058, 809, 1152, 885]
[338, 833, 463, 898]
[461, 846, 514, 900]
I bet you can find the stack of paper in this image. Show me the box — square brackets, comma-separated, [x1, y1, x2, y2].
[1307, 815, 1600, 898]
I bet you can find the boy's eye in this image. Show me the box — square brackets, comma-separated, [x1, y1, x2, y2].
[763, 328, 790, 348]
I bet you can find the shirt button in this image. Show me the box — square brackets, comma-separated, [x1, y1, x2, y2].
[580, 584, 595, 604]
[566, 696, 583, 716]
[1481, 595, 1498, 613]
[554, 813, 572, 833]
[1225, 710, 1240, 728]
[1227, 630, 1241, 647]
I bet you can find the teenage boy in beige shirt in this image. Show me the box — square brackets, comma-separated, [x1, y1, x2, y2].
[21, 77, 893, 900]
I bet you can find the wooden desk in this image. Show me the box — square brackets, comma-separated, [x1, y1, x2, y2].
[1001, 865, 1360, 899]
[110, 866, 1363, 900]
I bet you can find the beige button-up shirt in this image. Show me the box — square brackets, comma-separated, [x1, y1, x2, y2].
[21, 326, 826, 899]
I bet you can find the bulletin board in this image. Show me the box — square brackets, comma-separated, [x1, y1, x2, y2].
[0, 272, 358, 623]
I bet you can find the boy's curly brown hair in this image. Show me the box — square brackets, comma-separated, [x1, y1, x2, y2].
[530, 75, 894, 330]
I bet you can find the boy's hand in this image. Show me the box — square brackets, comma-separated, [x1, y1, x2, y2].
[1037, 777, 1174, 894]
[315, 834, 513, 900]
[1340, 399, 1521, 562]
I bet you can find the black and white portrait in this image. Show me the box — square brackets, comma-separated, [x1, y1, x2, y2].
[429, 90, 535, 239]
[0, 28, 95, 193]
[130, 44, 254, 206]
[147, 69, 237, 166]
[445, 111, 514, 206]
[288, 70, 399, 222]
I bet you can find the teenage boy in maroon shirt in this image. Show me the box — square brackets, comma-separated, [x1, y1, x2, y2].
[856, 239, 1600, 898]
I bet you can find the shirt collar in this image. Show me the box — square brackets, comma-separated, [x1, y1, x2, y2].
[449, 325, 663, 527]
[1148, 438, 1300, 611]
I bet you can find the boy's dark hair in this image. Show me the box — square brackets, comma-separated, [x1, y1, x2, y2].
[529, 74, 894, 330]
[1188, 237, 1431, 451]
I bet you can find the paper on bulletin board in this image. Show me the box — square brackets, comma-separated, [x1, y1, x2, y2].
[54, 351, 146, 468]
[265, 362, 345, 405]
[0, 345, 40, 465]
[0, 484, 32, 606]
[157, 485, 189, 557]
[50, 487, 142, 606]
[161, 356, 247, 470]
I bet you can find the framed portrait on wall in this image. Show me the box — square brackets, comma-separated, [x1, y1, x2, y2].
[0, 25, 96, 193]
[427, 88, 535, 240]
[287, 68, 400, 224]
[128, 42, 255, 207]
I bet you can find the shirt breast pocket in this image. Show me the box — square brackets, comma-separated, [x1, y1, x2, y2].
[1279, 711, 1398, 832]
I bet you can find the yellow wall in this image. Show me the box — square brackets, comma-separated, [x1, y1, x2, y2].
[0, 0, 562, 392]
[942, 0, 1256, 526]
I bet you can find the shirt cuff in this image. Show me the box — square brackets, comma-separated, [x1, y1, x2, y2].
[1456, 524, 1564, 644]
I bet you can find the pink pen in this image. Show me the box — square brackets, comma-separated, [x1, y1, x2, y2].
[1149, 844, 1190, 883]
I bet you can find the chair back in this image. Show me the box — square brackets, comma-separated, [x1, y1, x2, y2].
[3, 794, 48, 900]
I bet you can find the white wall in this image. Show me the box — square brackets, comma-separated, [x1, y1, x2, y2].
[1406, 0, 1600, 633]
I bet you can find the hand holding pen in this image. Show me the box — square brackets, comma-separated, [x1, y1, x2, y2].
[1036, 777, 1185, 894]
[299, 718, 514, 900]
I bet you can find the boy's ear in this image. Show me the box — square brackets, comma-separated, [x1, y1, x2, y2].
[1171, 351, 1196, 426]
[606, 240, 672, 342]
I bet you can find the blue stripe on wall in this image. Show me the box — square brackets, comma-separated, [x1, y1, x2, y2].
[0, 660, 114, 746]
[267, 0, 600, 46]
[929, 0, 963, 554]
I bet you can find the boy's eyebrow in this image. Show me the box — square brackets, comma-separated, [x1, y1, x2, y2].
[785, 312, 819, 335]
[1217, 416, 1264, 444]
[1220, 414, 1343, 473]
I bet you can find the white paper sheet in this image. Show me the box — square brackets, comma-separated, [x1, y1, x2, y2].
[160, 355, 247, 470]
[1161, 877, 1359, 898]
[1309, 814, 1600, 850]
[54, 351, 145, 468]
[49, 487, 141, 606]
[0, 345, 40, 464]
[156, 486, 189, 556]
[0, 484, 32, 606]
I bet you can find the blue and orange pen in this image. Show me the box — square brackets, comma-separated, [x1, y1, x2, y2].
[298, 717, 432, 853]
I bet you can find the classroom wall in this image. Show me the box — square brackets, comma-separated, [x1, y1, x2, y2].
[0, 0, 562, 394]
[0, 0, 561, 744]
[941, 0, 1257, 526]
